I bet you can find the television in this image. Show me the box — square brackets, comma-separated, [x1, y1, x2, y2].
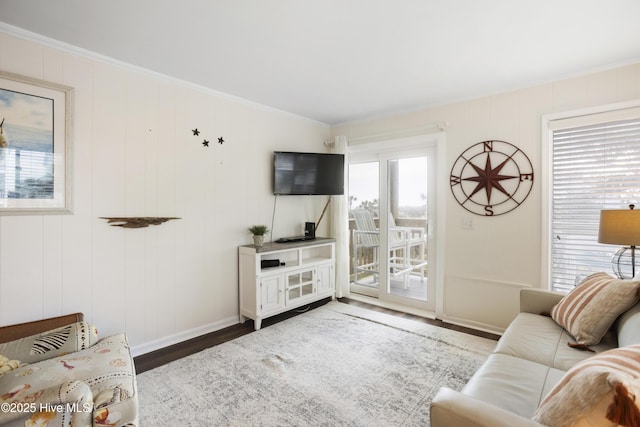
[273, 151, 345, 195]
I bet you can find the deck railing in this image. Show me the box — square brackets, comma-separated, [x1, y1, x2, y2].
[349, 217, 428, 282]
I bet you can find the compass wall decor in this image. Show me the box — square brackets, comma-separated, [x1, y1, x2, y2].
[450, 140, 534, 216]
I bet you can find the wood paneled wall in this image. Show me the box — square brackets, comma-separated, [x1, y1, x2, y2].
[332, 62, 640, 333]
[0, 32, 330, 355]
[2, 27, 639, 346]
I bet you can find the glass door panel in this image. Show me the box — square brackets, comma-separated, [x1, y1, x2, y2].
[349, 161, 380, 297]
[386, 156, 428, 301]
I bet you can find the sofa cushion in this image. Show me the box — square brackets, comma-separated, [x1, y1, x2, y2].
[550, 272, 640, 346]
[533, 344, 640, 427]
[494, 312, 617, 371]
[462, 353, 565, 419]
[617, 302, 640, 348]
[0, 321, 99, 364]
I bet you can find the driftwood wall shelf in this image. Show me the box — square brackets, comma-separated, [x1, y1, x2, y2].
[100, 217, 181, 228]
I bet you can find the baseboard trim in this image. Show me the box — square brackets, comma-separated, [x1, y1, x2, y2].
[130, 315, 240, 357]
[440, 314, 505, 336]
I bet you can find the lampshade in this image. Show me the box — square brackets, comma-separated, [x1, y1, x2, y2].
[598, 209, 640, 246]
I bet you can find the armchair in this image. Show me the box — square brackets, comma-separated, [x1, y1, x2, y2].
[0, 314, 138, 427]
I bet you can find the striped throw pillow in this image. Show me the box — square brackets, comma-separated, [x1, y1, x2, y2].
[533, 344, 640, 427]
[550, 272, 640, 346]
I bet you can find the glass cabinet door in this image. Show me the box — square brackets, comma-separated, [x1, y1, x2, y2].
[286, 268, 315, 304]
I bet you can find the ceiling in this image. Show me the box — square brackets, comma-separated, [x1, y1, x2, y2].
[1, 0, 640, 125]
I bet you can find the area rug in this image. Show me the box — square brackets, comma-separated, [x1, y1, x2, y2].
[137, 301, 497, 426]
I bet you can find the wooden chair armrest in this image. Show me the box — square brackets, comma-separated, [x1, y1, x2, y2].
[0, 313, 84, 344]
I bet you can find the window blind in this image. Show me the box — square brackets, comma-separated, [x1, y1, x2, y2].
[0, 149, 55, 200]
[551, 118, 640, 292]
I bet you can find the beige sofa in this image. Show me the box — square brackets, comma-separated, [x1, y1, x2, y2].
[430, 287, 640, 427]
[0, 313, 138, 427]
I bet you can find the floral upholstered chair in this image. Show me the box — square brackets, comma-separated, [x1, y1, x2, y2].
[0, 314, 138, 427]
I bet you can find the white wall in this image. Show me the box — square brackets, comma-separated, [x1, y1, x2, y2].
[332, 63, 640, 333]
[3, 28, 640, 345]
[0, 32, 330, 355]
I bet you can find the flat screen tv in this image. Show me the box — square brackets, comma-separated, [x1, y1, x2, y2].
[273, 151, 345, 195]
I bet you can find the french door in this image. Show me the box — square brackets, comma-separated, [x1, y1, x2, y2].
[348, 142, 436, 313]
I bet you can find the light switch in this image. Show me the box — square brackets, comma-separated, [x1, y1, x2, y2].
[462, 218, 473, 229]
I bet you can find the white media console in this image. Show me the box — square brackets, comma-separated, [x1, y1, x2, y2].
[238, 238, 335, 330]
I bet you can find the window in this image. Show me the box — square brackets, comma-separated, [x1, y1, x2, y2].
[547, 106, 640, 292]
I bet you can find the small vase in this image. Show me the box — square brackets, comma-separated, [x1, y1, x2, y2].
[253, 235, 264, 247]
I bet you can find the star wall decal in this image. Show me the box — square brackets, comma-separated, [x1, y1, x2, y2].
[191, 128, 226, 149]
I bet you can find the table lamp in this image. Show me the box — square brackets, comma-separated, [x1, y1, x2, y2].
[598, 204, 640, 279]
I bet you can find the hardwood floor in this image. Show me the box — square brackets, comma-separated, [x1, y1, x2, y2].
[133, 298, 500, 374]
[134, 298, 332, 374]
[340, 298, 501, 341]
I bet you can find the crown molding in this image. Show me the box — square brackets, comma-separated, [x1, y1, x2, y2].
[0, 22, 329, 127]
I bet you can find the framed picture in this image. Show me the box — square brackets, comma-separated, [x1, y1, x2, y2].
[0, 71, 73, 214]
